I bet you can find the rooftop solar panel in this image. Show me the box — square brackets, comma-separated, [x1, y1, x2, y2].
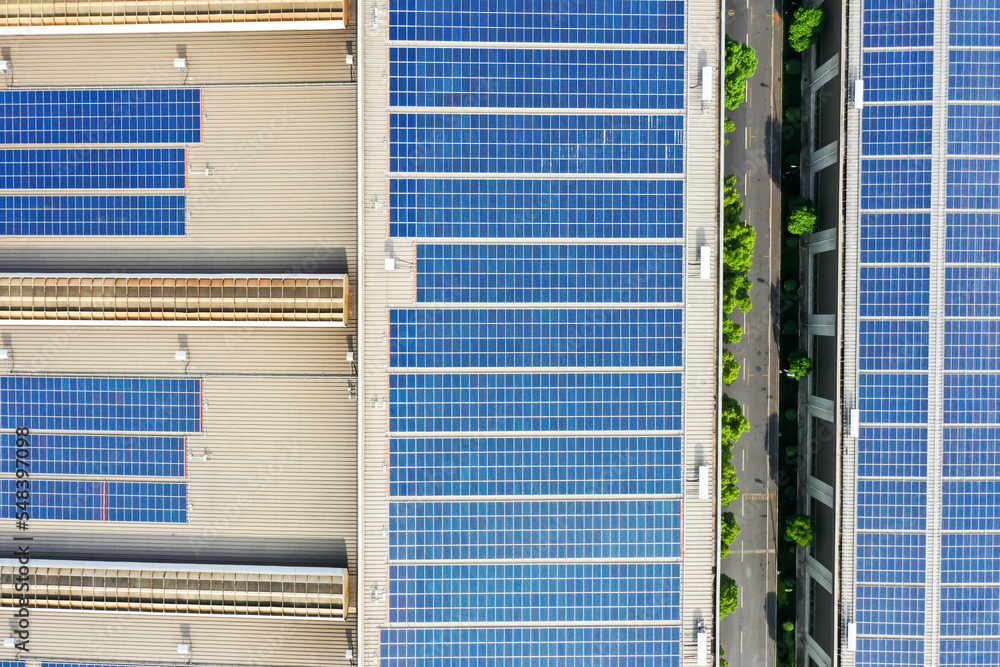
[0, 148, 186, 190]
[389, 113, 684, 174]
[857, 479, 927, 531]
[855, 638, 925, 667]
[945, 320, 1000, 371]
[857, 427, 929, 478]
[946, 267, 1000, 317]
[389, 308, 682, 369]
[0, 88, 201, 144]
[944, 373, 1000, 423]
[389, 499, 680, 560]
[946, 212, 1000, 263]
[388, 562, 681, 623]
[387, 0, 685, 44]
[856, 585, 926, 636]
[862, 50, 934, 102]
[0, 376, 202, 433]
[942, 533, 1000, 585]
[0, 479, 186, 522]
[416, 243, 683, 304]
[388, 372, 682, 433]
[863, 0, 933, 49]
[858, 373, 929, 424]
[944, 427, 1000, 477]
[948, 104, 1000, 155]
[379, 626, 683, 666]
[860, 158, 932, 209]
[862, 104, 933, 156]
[950, 0, 1000, 47]
[0, 434, 185, 477]
[950, 50, 1000, 101]
[0, 194, 186, 236]
[940, 640, 1000, 665]
[940, 586, 1000, 636]
[860, 212, 931, 263]
[389, 178, 684, 239]
[859, 319, 929, 371]
[389, 47, 684, 110]
[388, 435, 683, 497]
[856, 532, 927, 585]
[947, 158, 1000, 209]
[859, 266, 930, 318]
[942, 480, 1000, 530]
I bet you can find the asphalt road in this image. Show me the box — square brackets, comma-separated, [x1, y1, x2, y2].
[719, 0, 783, 665]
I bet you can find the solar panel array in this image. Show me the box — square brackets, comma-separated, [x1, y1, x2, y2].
[382, 0, 686, 662]
[0, 89, 200, 235]
[0, 377, 199, 524]
[855, 1, 1000, 663]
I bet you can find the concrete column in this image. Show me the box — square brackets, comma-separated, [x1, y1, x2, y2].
[808, 314, 836, 337]
[810, 54, 839, 91]
[807, 555, 835, 593]
[808, 228, 837, 253]
[806, 635, 834, 667]
[808, 396, 836, 421]
[808, 476, 835, 507]
[809, 141, 839, 172]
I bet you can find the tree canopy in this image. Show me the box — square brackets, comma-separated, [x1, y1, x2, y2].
[725, 36, 758, 110]
[720, 574, 740, 617]
[721, 511, 741, 558]
[722, 349, 741, 386]
[787, 348, 814, 380]
[785, 514, 816, 547]
[722, 394, 750, 443]
[788, 6, 825, 52]
[787, 196, 818, 235]
[723, 272, 753, 315]
[722, 317, 744, 344]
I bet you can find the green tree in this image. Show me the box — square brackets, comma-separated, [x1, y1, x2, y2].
[721, 511, 741, 558]
[725, 36, 758, 110]
[725, 116, 736, 134]
[723, 220, 756, 275]
[785, 58, 802, 75]
[784, 106, 801, 124]
[724, 174, 740, 208]
[787, 196, 818, 235]
[784, 513, 815, 547]
[720, 574, 740, 617]
[786, 348, 814, 380]
[722, 317, 744, 344]
[721, 460, 740, 506]
[722, 349, 741, 385]
[722, 395, 750, 443]
[723, 272, 753, 314]
[788, 6, 825, 52]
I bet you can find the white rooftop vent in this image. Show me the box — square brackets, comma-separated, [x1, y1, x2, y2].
[385, 258, 396, 271]
[700, 245, 711, 280]
[696, 627, 708, 665]
[174, 58, 188, 70]
[849, 408, 860, 438]
[177, 644, 191, 654]
[847, 622, 857, 651]
[701, 66, 713, 102]
[853, 79, 864, 110]
[2, 638, 15, 649]
[175, 350, 189, 362]
[0, 61, 10, 73]
[698, 465, 710, 500]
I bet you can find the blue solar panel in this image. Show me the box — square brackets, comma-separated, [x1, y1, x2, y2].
[857, 479, 927, 531]
[855, 638, 925, 667]
[389, 372, 682, 433]
[0, 376, 202, 433]
[856, 585, 926, 636]
[944, 427, 1000, 477]
[948, 104, 1000, 155]
[390, 499, 680, 560]
[860, 212, 931, 263]
[857, 427, 928, 478]
[951, 0, 1000, 47]
[942, 534, 1000, 585]
[389, 48, 684, 110]
[941, 586, 1000, 636]
[944, 374, 1000, 423]
[947, 212, 1000, 263]
[387, 0, 685, 44]
[858, 373, 929, 424]
[389, 114, 684, 174]
[0, 89, 201, 144]
[856, 532, 926, 585]
[0, 434, 185, 477]
[862, 50, 934, 102]
[388, 436, 682, 496]
[0, 194, 186, 236]
[106, 481, 187, 522]
[947, 158, 1000, 209]
[940, 640, 1000, 665]
[943, 480, 1000, 530]
[379, 627, 682, 667]
[950, 50, 1000, 101]
[0, 148, 186, 190]
[388, 562, 680, 623]
[389, 308, 682, 368]
[862, 104, 933, 156]
[863, 0, 933, 49]
[0, 479, 186, 522]
[860, 158, 932, 209]
[416, 244, 683, 304]
[859, 320, 929, 371]
[859, 266, 929, 317]
[947, 267, 1000, 317]
[389, 178, 684, 239]
[946, 320, 1000, 371]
